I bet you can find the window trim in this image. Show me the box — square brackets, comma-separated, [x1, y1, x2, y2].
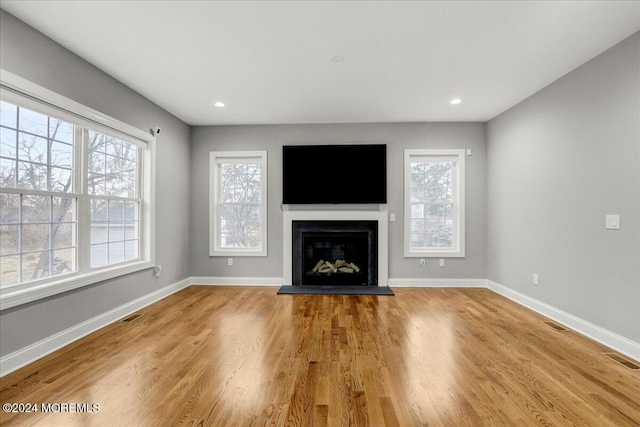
[0, 69, 155, 311]
[209, 150, 268, 257]
[404, 148, 465, 258]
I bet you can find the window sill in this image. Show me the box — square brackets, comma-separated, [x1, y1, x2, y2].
[209, 249, 267, 257]
[405, 250, 465, 258]
[0, 260, 154, 311]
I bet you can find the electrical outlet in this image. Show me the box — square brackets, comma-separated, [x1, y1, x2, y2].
[533, 274, 539, 286]
[154, 265, 161, 278]
[419, 259, 426, 267]
[605, 214, 620, 230]
[439, 259, 445, 268]
[227, 257, 233, 266]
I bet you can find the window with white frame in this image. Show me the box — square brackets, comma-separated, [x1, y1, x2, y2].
[0, 71, 154, 310]
[1, 102, 78, 285]
[209, 151, 267, 256]
[87, 131, 141, 268]
[404, 149, 465, 257]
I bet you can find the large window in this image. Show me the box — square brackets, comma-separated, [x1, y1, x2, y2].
[209, 151, 267, 256]
[1, 102, 78, 286]
[0, 71, 154, 310]
[404, 149, 465, 257]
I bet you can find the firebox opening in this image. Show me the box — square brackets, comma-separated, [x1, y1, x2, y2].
[292, 220, 378, 286]
[303, 232, 368, 286]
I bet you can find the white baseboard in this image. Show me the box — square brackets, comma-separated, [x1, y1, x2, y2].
[190, 277, 485, 288]
[190, 277, 487, 288]
[0, 277, 191, 378]
[190, 276, 282, 286]
[486, 280, 640, 363]
[389, 278, 486, 288]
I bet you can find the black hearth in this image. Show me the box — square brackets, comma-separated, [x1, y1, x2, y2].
[292, 220, 378, 286]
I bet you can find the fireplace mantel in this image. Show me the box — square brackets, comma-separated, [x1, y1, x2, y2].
[283, 210, 388, 286]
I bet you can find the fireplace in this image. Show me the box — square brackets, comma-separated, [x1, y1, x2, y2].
[283, 210, 389, 287]
[292, 220, 378, 286]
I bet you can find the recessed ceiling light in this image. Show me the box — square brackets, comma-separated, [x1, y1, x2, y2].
[330, 54, 344, 63]
[450, 98, 462, 105]
[214, 101, 225, 108]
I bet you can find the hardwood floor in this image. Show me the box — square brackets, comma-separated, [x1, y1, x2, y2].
[1, 286, 639, 426]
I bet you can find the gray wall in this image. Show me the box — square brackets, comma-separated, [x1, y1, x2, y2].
[0, 9, 192, 357]
[189, 122, 487, 280]
[487, 32, 640, 342]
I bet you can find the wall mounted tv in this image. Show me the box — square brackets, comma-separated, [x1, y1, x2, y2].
[282, 144, 387, 204]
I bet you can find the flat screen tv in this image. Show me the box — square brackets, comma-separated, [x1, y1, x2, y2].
[282, 144, 387, 204]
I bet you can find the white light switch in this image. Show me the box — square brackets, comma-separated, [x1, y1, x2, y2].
[605, 215, 620, 230]
[390, 213, 396, 222]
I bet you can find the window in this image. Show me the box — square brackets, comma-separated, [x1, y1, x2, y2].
[0, 70, 154, 310]
[87, 131, 140, 268]
[404, 149, 465, 257]
[1, 103, 77, 285]
[209, 151, 267, 256]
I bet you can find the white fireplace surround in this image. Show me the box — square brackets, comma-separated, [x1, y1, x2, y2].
[283, 210, 389, 286]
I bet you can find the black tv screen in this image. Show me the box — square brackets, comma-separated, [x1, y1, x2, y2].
[282, 144, 387, 204]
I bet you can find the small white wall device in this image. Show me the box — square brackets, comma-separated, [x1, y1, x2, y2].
[605, 214, 620, 230]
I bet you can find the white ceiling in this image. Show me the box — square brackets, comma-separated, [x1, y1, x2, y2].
[1, 1, 639, 126]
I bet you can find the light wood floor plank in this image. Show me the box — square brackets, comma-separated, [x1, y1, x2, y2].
[1, 286, 638, 426]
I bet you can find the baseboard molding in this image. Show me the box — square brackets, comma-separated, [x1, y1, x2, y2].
[486, 280, 640, 363]
[190, 276, 283, 286]
[190, 277, 487, 288]
[189, 277, 487, 288]
[389, 278, 486, 288]
[0, 277, 191, 378]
